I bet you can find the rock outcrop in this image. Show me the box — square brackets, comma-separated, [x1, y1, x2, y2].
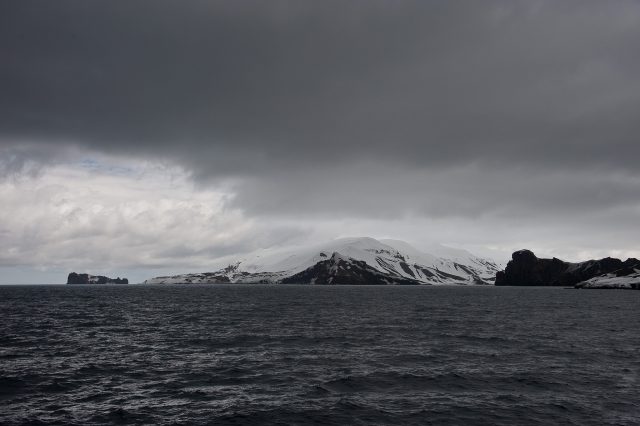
[67, 272, 128, 285]
[495, 250, 640, 287]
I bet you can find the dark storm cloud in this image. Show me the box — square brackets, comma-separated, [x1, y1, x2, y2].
[2, 0, 640, 221]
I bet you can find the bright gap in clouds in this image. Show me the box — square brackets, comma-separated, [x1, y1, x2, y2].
[0, 155, 306, 283]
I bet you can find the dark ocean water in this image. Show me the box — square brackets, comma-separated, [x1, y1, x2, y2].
[0, 285, 638, 425]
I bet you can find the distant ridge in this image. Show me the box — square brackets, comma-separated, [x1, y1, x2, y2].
[145, 237, 500, 285]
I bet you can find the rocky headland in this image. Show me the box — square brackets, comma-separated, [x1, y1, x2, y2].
[495, 250, 640, 289]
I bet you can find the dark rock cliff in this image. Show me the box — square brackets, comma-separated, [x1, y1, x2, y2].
[495, 250, 640, 286]
[67, 272, 129, 284]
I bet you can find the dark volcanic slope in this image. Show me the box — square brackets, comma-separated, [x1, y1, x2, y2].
[495, 250, 640, 286]
[281, 252, 423, 285]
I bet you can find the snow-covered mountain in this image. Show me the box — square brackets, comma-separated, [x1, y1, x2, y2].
[144, 237, 501, 285]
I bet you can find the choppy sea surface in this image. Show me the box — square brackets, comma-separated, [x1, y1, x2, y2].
[1, 285, 638, 425]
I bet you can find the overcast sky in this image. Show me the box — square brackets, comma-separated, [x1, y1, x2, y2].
[2, 1, 640, 283]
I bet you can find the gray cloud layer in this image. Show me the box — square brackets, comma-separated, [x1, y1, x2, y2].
[3, 1, 640, 167]
[2, 1, 640, 261]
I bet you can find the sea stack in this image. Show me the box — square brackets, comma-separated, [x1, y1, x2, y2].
[67, 272, 129, 284]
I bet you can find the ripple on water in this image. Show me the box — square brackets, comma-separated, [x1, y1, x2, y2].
[0, 284, 639, 425]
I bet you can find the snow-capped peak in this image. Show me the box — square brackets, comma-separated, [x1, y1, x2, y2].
[145, 236, 500, 285]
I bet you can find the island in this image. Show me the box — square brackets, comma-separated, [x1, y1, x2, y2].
[67, 272, 129, 285]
